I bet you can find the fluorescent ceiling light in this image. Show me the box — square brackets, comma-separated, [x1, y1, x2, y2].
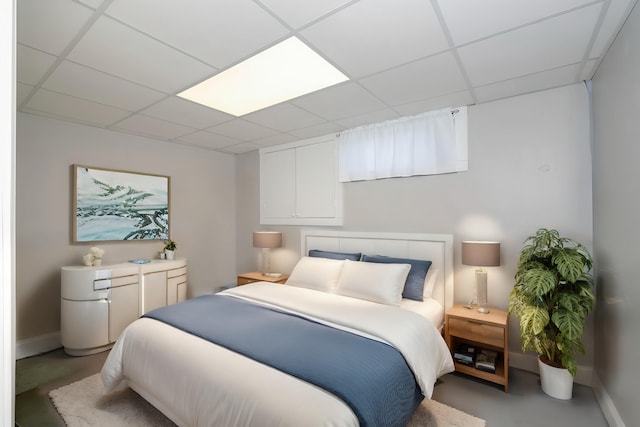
[178, 37, 349, 116]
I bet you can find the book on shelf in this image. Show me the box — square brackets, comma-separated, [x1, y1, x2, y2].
[475, 349, 498, 373]
[453, 343, 476, 366]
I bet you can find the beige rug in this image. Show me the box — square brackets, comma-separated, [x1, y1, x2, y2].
[50, 374, 486, 427]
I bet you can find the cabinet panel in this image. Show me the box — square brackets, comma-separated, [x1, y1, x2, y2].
[109, 283, 139, 342]
[261, 148, 296, 220]
[61, 299, 109, 350]
[143, 271, 167, 314]
[296, 141, 336, 218]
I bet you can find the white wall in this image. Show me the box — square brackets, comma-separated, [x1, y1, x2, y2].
[16, 113, 237, 348]
[236, 83, 594, 371]
[592, 2, 640, 425]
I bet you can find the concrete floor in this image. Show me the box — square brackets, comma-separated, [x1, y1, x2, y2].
[15, 348, 608, 427]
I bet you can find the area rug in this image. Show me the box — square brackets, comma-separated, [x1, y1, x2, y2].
[50, 374, 486, 427]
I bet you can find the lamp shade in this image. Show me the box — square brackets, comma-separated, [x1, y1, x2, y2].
[253, 231, 282, 249]
[461, 241, 500, 267]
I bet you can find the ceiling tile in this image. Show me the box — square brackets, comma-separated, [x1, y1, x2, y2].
[580, 58, 599, 80]
[17, 83, 34, 106]
[259, 0, 353, 28]
[243, 103, 327, 132]
[42, 60, 166, 111]
[24, 88, 131, 126]
[222, 142, 262, 154]
[458, 3, 602, 86]
[252, 133, 300, 148]
[474, 64, 582, 103]
[113, 114, 196, 139]
[334, 108, 399, 130]
[105, 0, 288, 68]
[301, 0, 449, 77]
[18, 0, 93, 55]
[292, 82, 386, 121]
[288, 122, 344, 139]
[393, 90, 475, 117]
[16, 45, 57, 86]
[206, 119, 279, 141]
[67, 16, 215, 93]
[438, 0, 596, 45]
[176, 130, 242, 150]
[360, 52, 467, 106]
[589, 0, 635, 58]
[141, 97, 235, 130]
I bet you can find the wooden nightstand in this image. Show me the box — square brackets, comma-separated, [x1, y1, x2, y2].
[236, 272, 289, 286]
[445, 304, 509, 392]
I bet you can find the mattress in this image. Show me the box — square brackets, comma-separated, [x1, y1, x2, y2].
[101, 283, 454, 426]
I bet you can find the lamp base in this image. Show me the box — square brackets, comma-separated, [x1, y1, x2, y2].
[475, 269, 490, 314]
[476, 306, 491, 314]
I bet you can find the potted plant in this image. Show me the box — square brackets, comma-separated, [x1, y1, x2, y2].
[163, 239, 177, 260]
[508, 228, 594, 399]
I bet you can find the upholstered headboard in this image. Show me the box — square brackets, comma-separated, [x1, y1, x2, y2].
[300, 230, 454, 311]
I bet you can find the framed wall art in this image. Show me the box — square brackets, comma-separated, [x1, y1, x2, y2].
[73, 165, 170, 243]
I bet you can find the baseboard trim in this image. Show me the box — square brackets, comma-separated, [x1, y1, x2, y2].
[592, 373, 626, 427]
[509, 351, 593, 386]
[16, 331, 61, 360]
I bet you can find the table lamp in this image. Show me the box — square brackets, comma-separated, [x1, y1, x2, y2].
[253, 231, 282, 276]
[461, 241, 501, 313]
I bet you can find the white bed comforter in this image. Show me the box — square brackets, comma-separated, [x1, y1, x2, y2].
[101, 283, 454, 427]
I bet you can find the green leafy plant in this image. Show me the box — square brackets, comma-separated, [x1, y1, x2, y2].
[508, 228, 594, 376]
[164, 239, 177, 251]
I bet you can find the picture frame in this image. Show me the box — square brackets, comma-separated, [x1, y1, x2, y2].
[72, 164, 170, 243]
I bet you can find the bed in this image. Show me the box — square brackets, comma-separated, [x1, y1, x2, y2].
[101, 230, 455, 426]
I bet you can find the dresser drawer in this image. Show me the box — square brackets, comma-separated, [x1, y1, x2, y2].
[448, 317, 504, 348]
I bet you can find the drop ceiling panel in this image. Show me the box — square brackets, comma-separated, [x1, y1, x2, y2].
[301, 0, 449, 77]
[459, 3, 602, 87]
[176, 130, 243, 150]
[206, 119, 280, 141]
[17, 83, 34, 106]
[334, 108, 400, 130]
[113, 114, 196, 139]
[589, 0, 635, 58]
[243, 103, 327, 132]
[67, 16, 215, 93]
[17, 0, 93, 55]
[141, 97, 235, 130]
[292, 82, 386, 121]
[259, 0, 354, 29]
[360, 52, 467, 106]
[16, 45, 57, 86]
[438, 0, 596, 45]
[43, 60, 167, 111]
[24, 88, 131, 126]
[474, 63, 582, 103]
[393, 90, 475, 117]
[288, 122, 344, 139]
[105, 0, 289, 68]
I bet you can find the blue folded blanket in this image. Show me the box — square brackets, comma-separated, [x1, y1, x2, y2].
[144, 294, 423, 427]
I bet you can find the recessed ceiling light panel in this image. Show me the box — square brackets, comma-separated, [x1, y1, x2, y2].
[178, 37, 349, 116]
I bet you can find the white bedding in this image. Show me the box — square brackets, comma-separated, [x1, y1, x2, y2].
[102, 283, 454, 426]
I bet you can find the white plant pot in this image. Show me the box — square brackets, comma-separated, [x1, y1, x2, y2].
[164, 250, 175, 260]
[538, 357, 573, 400]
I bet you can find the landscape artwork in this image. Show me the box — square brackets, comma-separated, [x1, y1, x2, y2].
[73, 165, 169, 242]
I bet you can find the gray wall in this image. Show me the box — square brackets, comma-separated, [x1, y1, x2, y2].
[592, 2, 640, 424]
[16, 112, 237, 342]
[236, 83, 595, 372]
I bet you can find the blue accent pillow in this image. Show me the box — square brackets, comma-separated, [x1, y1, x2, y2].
[361, 255, 432, 301]
[308, 249, 362, 261]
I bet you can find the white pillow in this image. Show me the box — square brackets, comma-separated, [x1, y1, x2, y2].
[423, 268, 439, 298]
[335, 260, 410, 306]
[285, 256, 345, 292]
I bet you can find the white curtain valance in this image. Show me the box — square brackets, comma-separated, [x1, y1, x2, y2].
[338, 108, 463, 182]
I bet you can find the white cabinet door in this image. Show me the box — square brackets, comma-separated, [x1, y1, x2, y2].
[108, 283, 139, 342]
[143, 271, 167, 314]
[61, 299, 109, 350]
[296, 140, 336, 218]
[260, 136, 342, 225]
[261, 148, 296, 221]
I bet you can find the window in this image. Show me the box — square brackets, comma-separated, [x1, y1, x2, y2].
[338, 107, 467, 182]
